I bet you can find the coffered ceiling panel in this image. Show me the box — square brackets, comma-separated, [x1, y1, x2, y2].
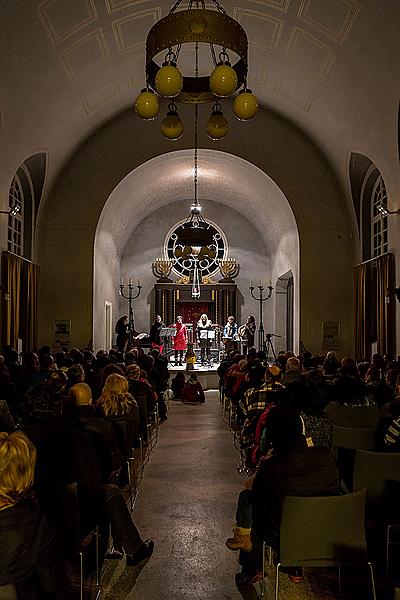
[112, 9, 163, 55]
[275, 73, 317, 111]
[233, 8, 283, 52]
[60, 30, 111, 79]
[106, 0, 153, 12]
[75, 71, 121, 113]
[297, 0, 361, 45]
[243, 0, 289, 11]
[286, 27, 335, 80]
[37, 0, 98, 45]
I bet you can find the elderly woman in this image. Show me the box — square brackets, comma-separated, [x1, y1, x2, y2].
[0, 431, 61, 599]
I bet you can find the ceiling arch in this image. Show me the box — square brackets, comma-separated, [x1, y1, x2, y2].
[96, 148, 298, 259]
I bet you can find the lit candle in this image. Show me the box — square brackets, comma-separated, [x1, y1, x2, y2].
[259, 280, 262, 287]
[120, 278, 124, 286]
[249, 280, 253, 288]
[129, 277, 132, 286]
[138, 279, 141, 287]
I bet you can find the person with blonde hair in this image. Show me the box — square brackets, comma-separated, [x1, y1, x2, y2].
[0, 431, 61, 598]
[96, 373, 139, 469]
[97, 373, 137, 417]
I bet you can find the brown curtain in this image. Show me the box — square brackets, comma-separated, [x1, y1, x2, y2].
[5, 253, 22, 349]
[354, 263, 367, 360]
[376, 253, 395, 355]
[25, 262, 39, 351]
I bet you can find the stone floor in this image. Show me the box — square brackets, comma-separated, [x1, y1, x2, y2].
[99, 391, 395, 600]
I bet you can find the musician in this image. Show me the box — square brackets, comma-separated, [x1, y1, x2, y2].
[239, 315, 256, 355]
[223, 315, 239, 354]
[170, 316, 187, 366]
[196, 313, 213, 365]
[115, 315, 129, 352]
[149, 315, 165, 353]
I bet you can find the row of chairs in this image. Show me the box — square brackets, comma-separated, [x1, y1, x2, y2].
[72, 403, 162, 598]
[220, 389, 400, 598]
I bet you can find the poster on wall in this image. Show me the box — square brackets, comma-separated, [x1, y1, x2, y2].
[321, 321, 340, 351]
[53, 320, 71, 352]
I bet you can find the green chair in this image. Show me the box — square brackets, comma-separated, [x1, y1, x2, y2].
[353, 449, 400, 574]
[262, 489, 376, 600]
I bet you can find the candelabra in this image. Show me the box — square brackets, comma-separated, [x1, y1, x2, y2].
[217, 258, 240, 282]
[119, 278, 142, 347]
[152, 258, 174, 282]
[249, 280, 273, 352]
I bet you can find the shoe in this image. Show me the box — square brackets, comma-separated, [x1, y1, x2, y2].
[287, 567, 303, 583]
[235, 570, 263, 587]
[126, 539, 154, 566]
[105, 546, 123, 559]
[226, 525, 253, 552]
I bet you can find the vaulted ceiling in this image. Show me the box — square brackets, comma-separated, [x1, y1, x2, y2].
[1, 0, 399, 210]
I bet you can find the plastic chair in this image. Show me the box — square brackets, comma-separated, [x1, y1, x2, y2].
[353, 449, 400, 574]
[262, 489, 376, 600]
[326, 403, 380, 428]
[332, 424, 376, 450]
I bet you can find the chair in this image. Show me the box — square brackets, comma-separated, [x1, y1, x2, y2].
[332, 424, 376, 450]
[353, 449, 400, 574]
[326, 403, 380, 428]
[262, 489, 376, 600]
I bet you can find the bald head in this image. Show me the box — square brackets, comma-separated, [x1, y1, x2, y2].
[68, 382, 92, 407]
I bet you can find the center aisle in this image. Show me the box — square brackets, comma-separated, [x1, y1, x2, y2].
[129, 389, 244, 599]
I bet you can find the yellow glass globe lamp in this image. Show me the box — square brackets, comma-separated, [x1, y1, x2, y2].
[155, 63, 183, 98]
[161, 106, 184, 140]
[210, 63, 238, 98]
[134, 89, 160, 120]
[233, 89, 259, 120]
[206, 109, 228, 140]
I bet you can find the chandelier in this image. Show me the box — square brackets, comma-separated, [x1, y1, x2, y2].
[134, 0, 258, 139]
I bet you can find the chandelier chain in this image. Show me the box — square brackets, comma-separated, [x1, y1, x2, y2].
[194, 103, 198, 206]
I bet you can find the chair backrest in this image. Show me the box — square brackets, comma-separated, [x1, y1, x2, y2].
[353, 449, 400, 504]
[326, 403, 380, 428]
[332, 424, 376, 450]
[279, 489, 368, 567]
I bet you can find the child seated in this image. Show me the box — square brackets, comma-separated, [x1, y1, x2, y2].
[182, 373, 205, 404]
[171, 372, 186, 400]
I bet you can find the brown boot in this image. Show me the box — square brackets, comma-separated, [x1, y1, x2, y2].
[225, 525, 253, 552]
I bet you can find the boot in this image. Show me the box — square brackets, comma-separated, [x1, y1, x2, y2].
[226, 525, 253, 552]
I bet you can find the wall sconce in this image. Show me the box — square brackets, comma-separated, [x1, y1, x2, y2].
[385, 287, 400, 304]
[377, 204, 400, 216]
[0, 204, 20, 216]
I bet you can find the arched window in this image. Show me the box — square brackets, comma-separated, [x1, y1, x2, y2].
[371, 175, 388, 257]
[7, 176, 24, 256]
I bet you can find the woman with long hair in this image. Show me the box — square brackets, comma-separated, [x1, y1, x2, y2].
[0, 431, 61, 598]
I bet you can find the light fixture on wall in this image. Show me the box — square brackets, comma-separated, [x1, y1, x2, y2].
[377, 204, 400, 216]
[0, 204, 20, 216]
[134, 0, 258, 139]
[385, 287, 400, 304]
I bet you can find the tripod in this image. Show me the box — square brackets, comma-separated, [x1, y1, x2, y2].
[264, 333, 280, 362]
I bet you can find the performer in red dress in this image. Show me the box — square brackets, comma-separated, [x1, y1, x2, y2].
[171, 316, 188, 366]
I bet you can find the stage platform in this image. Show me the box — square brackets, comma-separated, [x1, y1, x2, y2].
[168, 363, 219, 391]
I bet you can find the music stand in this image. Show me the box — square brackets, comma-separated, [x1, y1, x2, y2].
[264, 333, 280, 361]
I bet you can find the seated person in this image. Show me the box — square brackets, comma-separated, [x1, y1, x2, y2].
[0, 431, 61, 598]
[229, 407, 340, 587]
[171, 372, 186, 400]
[182, 373, 205, 404]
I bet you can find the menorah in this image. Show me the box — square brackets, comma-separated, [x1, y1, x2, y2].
[217, 258, 240, 282]
[152, 258, 174, 282]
